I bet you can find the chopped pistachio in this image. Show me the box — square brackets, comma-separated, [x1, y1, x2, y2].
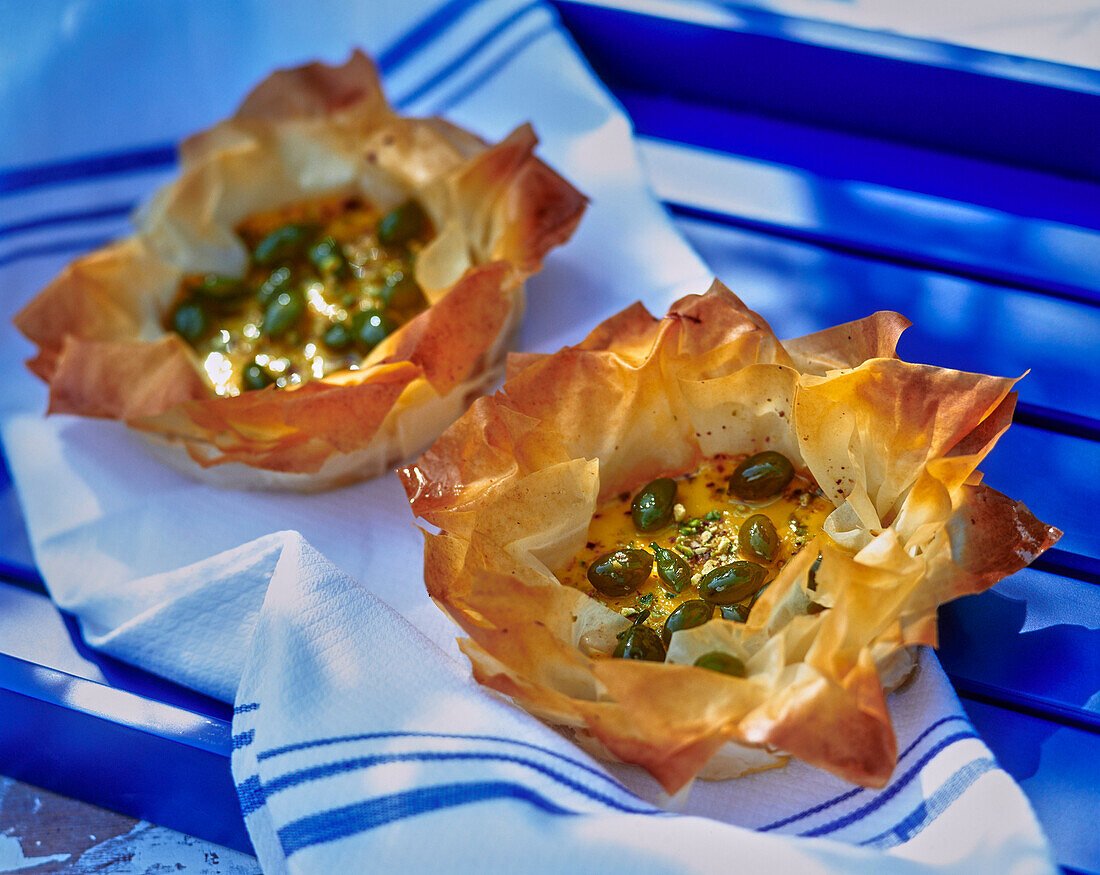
[698, 529, 714, 545]
[712, 536, 732, 555]
[675, 544, 695, 559]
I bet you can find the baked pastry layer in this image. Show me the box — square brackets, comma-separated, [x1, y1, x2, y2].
[400, 282, 1060, 791]
[16, 51, 586, 491]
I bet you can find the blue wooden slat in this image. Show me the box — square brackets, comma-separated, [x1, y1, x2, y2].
[672, 215, 1100, 423]
[0, 560, 44, 592]
[558, 0, 1100, 95]
[940, 568, 1100, 729]
[631, 102, 1100, 239]
[1015, 404, 1100, 445]
[551, 0, 1100, 181]
[634, 129, 1100, 313]
[0, 650, 249, 854]
[962, 698, 1100, 874]
[953, 676, 1100, 741]
[980, 425, 1100, 561]
[0, 576, 246, 847]
[1035, 550, 1100, 587]
[662, 191, 1100, 310]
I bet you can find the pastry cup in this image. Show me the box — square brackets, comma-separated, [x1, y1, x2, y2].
[15, 51, 586, 491]
[400, 281, 1060, 792]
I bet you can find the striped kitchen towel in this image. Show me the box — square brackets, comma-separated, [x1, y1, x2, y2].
[0, 0, 1055, 872]
[227, 533, 1053, 873]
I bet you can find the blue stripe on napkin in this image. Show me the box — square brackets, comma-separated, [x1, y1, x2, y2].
[259, 750, 659, 814]
[277, 781, 580, 856]
[760, 713, 973, 832]
[0, 145, 177, 198]
[237, 775, 266, 818]
[255, 729, 630, 793]
[391, 1, 544, 108]
[0, 204, 132, 240]
[799, 728, 981, 838]
[860, 757, 999, 848]
[0, 236, 115, 269]
[427, 24, 556, 116]
[376, 0, 482, 74]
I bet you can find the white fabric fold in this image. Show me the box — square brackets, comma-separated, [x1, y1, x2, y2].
[225, 533, 1052, 874]
[0, 0, 1055, 872]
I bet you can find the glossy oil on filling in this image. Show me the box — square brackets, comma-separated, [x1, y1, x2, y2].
[557, 455, 833, 638]
[166, 194, 435, 396]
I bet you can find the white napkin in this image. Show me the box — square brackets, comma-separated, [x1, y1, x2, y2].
[0, 1, 1054, 872]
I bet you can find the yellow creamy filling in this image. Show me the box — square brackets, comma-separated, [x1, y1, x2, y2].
[557, 453, 833, 663]
[166, 195, 435, 396]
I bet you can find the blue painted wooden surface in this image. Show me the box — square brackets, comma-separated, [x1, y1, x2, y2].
[0, 775, 259, 873]
[1, 1, 1098, 871]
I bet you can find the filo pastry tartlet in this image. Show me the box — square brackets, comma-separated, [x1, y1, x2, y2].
[399, 281, 1060, 792]
[15, 51, 585, 491]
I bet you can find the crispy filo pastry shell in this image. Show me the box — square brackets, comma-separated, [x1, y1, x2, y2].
[400, 281, 1061, 792]
[15, 51, 586, 491]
